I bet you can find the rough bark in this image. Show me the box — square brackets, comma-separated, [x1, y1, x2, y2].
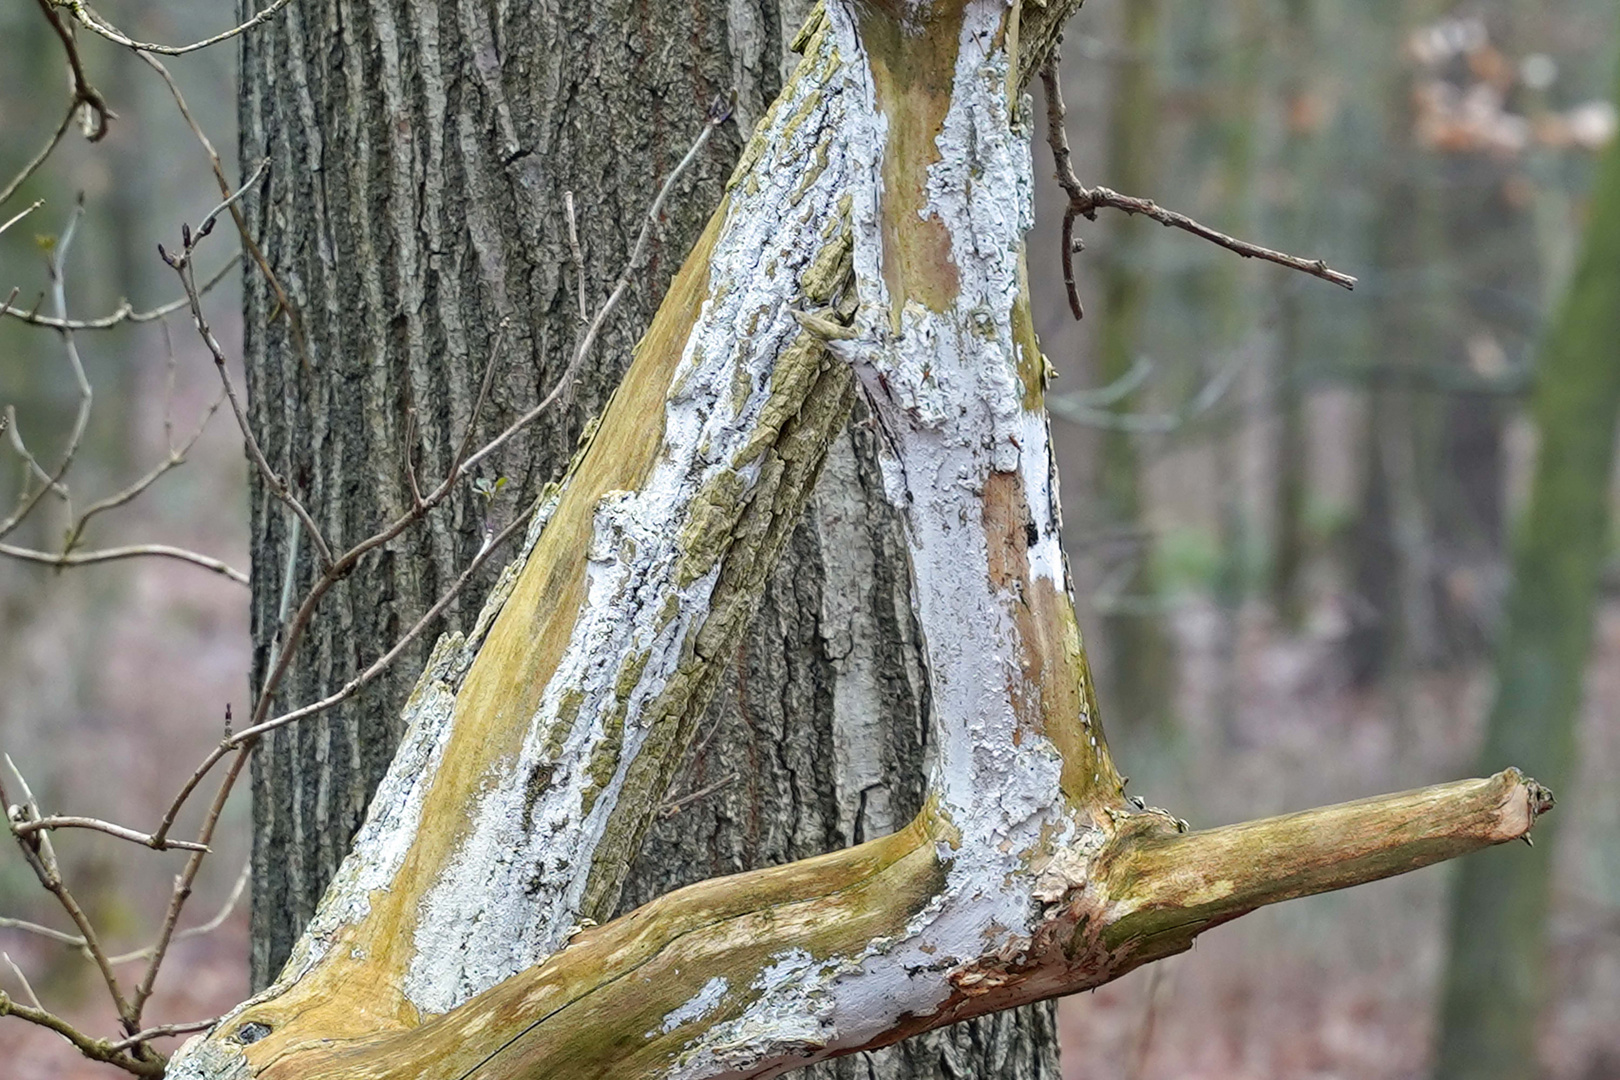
[152, 8, 1551, 1071]
[239, 0, 1054, 1073]
[1432, 52, 1620, 1080]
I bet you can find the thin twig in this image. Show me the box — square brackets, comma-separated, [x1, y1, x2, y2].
[107, 1017, 218, 1053]
[63, 388, 227, 551]
[129, 746, 250, 1025]
[0, 199, 44, 238]
[0, 258, 235, 330]
[34, 0, 114, 140]
[62, 0, 297, 57]
[563, 190, 589, 318]
[163, 169, 334, 570]
[229, 499, 539, 745]
[0, 990, 163, 1076]
[1039, 58, 1088, 320]
[659, 773, 741, 819]
[138, 51, 314, 373]
[13, 816, 209, 853]
[0, 109, 74, 208]
[3, 861, 249, 966]
[0, 757, 133, 1024]
[0, 915, 85, 948]
[1039, 57, 1356, 314]
[1077, 185, 1357, 289]
[2, 951, 45, 1011]
[107, 860, 250, 966]
[0, 542, 249, 584]
[463, 99, 728, 476]
[0, 199, 94, 542]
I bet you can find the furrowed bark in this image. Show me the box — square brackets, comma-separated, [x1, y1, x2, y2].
[165, 2, 1549, 1077]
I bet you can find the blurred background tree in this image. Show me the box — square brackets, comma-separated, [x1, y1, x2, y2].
[3, 0, 1618, 1078]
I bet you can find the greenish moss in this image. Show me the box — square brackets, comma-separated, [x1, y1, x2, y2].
[580, 705, 627, 817]
[614, 650, 652, 702]
[675, 468, 748, 587]
[789, 140, 832, 205]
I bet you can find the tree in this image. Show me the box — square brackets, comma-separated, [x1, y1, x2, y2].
[1433, 47, 1620, 1080]
[1, 2, 1551, 1077]
[235, 0, 1054, 1074]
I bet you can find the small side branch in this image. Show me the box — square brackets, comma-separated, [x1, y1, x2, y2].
[1073, 186, 1357, 290]
[13, 816, 209, 853]
[1097, 769, 1552, 955]
[35, 0, 113, 141]
[0, 543, 249, 584]
[0, 258, 235, 330]
[59, 0, 297, 57]
[1039, 56, 1354, 324]
[0, 990, 164, 1076]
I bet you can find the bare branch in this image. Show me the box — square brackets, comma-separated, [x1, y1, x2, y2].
[34, 0, 114, 140]
[162, 163, 334, 570]
[659, 773, 740, 819]
[0, 200, 44, 239]
[1039, 57, 1088, 320]
[0, 915, 85, 948]
[2, 951, 45, 1011]
[13, 816, 209, 853]
[1040, 57, 1356, 315]
[0, 756, 133, 1024]
[64, 388, 227, 549]
[108, 860, 250, 966]
[138, 51, 315, 374]
[228, 496, 539, 746]
[0, 542, 249, 584]
[61, 0, 297, 57]
[463, 99, 729, 476]
[0, 110, 73, 208]
[0, 199, 95, 543]
[1078, 186, 1357, 289]
[0, 257, 235, 330]
[129, 746, 250, 1025]
[108, 1017, 218, 1053]
[0, 989, 164, 1076]
[563, 190, 589, 318]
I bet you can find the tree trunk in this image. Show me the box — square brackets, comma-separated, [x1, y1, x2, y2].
[238, 1, 1055, 1074]
[1266, 0, 1318, 631]
[1094, 0, 1175, 733]
[143, 4, 1550, 1076]
[1432, 53, 1620, 1080]
[1347, 0, 1447, 688]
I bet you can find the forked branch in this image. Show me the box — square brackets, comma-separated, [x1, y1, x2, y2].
[1040, 55, 1355, 322]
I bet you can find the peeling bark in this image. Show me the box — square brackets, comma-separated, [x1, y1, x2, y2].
[168, 2, 1555, 1078]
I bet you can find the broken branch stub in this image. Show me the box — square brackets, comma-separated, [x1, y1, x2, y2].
[162, 3, 1547, 1079]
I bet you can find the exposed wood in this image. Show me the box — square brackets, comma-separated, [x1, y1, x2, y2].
[159, 2, 1551, 1077]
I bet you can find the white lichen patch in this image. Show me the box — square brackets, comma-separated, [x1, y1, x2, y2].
[657, 976, 731, 1036]
[662, 4, 1093, 1072]
[400, 14, 872, 1014]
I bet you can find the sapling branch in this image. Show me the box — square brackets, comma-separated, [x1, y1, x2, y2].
[0, 200, 93, 543]
[0, 258, 235, 330]
[0, 111, 73, 207]
[60, 0, 299, 57]
[35, 0, 114, 141]
[1040, 54, 1355, 325]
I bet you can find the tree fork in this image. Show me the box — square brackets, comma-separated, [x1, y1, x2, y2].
[166, 3, 1548, 1077]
